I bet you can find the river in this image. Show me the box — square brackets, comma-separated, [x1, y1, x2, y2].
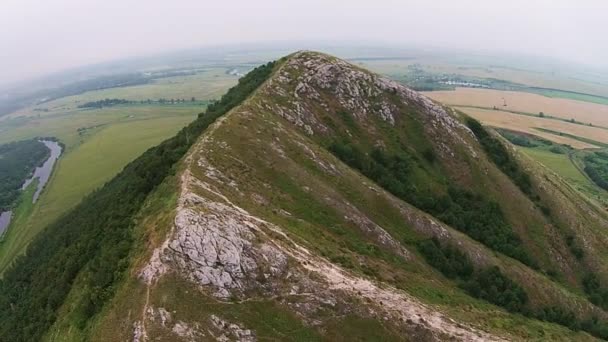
[0, 140, 62, 236]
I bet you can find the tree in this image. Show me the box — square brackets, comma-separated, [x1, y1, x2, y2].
[191, 97, 196, 102]
[539, 112, 544, 117]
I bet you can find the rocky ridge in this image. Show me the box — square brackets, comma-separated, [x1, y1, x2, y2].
[127, 51, 607, 341]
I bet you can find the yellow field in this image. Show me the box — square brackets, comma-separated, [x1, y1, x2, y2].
[460, 108, 606, 149]
[425, 88, 608, 127]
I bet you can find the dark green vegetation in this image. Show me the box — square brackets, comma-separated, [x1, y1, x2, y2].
[565, 235, 585, 260]
[583, 273, 608, 310]
[498, 129, 573, 156]
[78, 98, 132, 108]
[584, 151, 608, 191]
[0, 61, 277, 341]
[0, 140, 50, 210]
[329, 140, 534, 267]
[466, 118, 534, 198]
[497, 128, 554, 148]
[418, 238, 608, 339]
[418, 238, 527, 313]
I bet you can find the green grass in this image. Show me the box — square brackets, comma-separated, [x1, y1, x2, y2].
[520, 146, 608, 209]
[0, 180, 37, 242]
[530, 88, 608, 105]
[521, 148, 589, 185]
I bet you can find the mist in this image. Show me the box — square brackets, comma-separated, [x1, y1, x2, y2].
[1, 0, 607, 85]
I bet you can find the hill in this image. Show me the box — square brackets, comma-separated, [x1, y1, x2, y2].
[2, 52, 608, 341]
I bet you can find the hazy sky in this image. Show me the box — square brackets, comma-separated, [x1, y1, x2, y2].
[1, 0, 607, 84]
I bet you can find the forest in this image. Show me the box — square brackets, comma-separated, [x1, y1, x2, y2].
[0, 139, 50, 210]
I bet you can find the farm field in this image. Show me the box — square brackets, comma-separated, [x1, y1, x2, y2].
[457, 107, 608, 149]
[425, 87, 608, 128]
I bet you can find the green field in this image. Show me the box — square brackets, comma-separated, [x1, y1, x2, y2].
[520, 146, 608, 208]
[530, 88, 608, 105]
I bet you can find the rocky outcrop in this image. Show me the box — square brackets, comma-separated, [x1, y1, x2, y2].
[258, 51, 477, 159]
[209, 315, 256, 342]
[139, 176, 289, 299]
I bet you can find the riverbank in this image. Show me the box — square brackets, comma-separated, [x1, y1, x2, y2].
[0, 140, 62, 238]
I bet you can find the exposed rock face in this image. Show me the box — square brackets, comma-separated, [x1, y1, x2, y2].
[258, 51, 477, 159]
[140, 175, 290, 299]
[209, 315, 256, 342]
[169, 199, 259, 298]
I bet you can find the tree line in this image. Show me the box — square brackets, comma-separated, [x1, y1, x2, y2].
[79, 97, 201, 109]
